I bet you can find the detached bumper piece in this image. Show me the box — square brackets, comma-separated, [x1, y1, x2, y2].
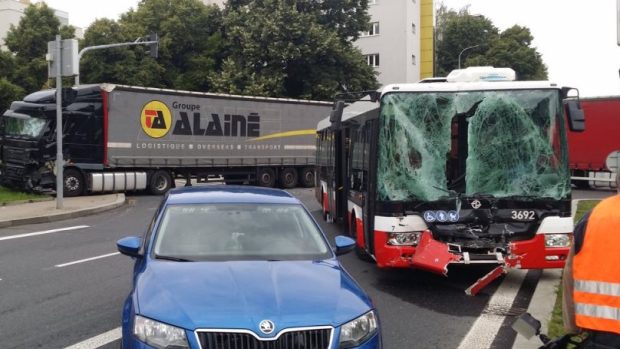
[410, 231, 461, 275]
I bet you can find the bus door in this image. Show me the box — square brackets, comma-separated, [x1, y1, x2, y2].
[362, 120, 378, 255]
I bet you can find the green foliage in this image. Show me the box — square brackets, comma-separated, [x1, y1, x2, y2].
[1, 0, 376, 103]
[211, 0, 377, 100]
[80, 0, 223, 90]
[436, 6, 547, 80]
[0, 78, 24, 114]
[0, 186, 47, 204]
[4, 3, 75, 93]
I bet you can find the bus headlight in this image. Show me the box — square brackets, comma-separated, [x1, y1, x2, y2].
[387, 232, 421, 246]
[544, 234, 571, 248]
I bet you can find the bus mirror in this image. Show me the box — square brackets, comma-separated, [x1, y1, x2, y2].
[330, 101, 345, 124]
[565, 99, 585, 132]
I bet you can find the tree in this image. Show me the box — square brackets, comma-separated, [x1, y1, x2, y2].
[4, 3, 75, 93]
[0, 79, 24, 113]
[80, 0, 223, 90]
[471, 26, 548, 80]
[435, 6, 547, 80]
[211, 0, 377, 100]
[435, 6, 498, 77]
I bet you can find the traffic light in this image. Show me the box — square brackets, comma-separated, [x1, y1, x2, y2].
[146, 32, 159, 59]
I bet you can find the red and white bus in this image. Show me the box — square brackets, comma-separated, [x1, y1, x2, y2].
[316, 67, 585, 294]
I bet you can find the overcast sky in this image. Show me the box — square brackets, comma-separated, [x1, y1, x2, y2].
[37, 0, 620, 97]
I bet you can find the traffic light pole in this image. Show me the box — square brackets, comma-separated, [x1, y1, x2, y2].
[74, 36, 158, 85]
[55, 35, 64, 209]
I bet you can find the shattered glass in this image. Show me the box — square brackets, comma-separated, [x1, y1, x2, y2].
[377, 90, 569, 202]
[4, 116, 47, 138]
[377, 93, 455, 201]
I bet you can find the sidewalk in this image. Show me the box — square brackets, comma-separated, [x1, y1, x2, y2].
[0, 194, 126, 228]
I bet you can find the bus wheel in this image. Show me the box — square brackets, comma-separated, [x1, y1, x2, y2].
[257, 168, 276, 187]
[280, 167, 298, 189]
[63, 168, 84, 197]
[149, 170, 172, 195]
[299, 167, 315, 188]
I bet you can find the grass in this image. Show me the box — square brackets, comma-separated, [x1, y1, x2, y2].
[547, 200, 601, 339]
[0, 186, 47, 204]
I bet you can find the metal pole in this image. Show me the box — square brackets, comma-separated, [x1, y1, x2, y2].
[458, 44, 480, 69]
[55, 35, 64, 209]
[74, 40, 158, 86]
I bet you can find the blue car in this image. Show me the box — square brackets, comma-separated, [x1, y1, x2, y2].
[118, 186, 381, 349]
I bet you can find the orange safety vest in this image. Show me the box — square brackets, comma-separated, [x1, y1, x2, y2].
[573, 195, 620, 334]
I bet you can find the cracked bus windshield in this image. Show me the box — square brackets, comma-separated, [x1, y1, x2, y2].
[377, 90, 569, 202]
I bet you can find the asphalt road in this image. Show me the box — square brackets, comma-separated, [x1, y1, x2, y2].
[0, 187, 614, 349]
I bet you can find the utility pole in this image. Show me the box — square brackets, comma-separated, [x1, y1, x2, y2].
[54, 35, 63, 209]
[75, 34, 158, 85]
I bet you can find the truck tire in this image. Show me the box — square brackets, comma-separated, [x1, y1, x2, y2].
[63, 168, 84, 197]
[257, 168, 276, 188]
[279, 167, 298, 189]
[299, 167, 315, 188]
[149, 170, 172, 195]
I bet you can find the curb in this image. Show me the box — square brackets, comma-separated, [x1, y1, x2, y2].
[511, 200, 582, 348]
[0, 194, 126, 228]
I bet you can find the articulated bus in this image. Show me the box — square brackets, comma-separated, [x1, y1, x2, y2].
[316, 67, 585, 294]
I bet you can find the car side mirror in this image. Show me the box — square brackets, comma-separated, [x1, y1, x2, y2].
[334, 235, 356, 256]
[117, 236, 143, 258]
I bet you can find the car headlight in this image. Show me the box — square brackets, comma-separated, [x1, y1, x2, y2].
[339, 310, 378, 348]
[544, 234, 571, 248]
[387, 232, 421, 246]
[134, 315, 189, 349]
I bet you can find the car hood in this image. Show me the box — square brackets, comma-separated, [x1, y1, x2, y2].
[135, 259, 372, 335]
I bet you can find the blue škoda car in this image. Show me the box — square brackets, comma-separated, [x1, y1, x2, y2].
[117, 186, 381, 349]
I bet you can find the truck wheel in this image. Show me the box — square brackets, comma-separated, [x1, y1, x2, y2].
[299, 167, 315, 188]
[63, 168, 84, 197]
[257, 168, 276, 188]
[279, 167, 298, 189]
[149, 170, 172, 195]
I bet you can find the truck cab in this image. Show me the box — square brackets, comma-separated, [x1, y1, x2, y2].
[1, 85, 104, 195]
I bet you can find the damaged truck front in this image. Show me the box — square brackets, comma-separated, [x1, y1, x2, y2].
[316, 67, 585, 295]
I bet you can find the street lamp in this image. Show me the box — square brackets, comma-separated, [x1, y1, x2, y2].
[458, 44, 480, 69]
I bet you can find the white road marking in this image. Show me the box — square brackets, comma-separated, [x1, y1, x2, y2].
[457, 269, 527, 349]
[0, 225, 90, 241]
[55, 252, 121, 268]
[64, 327, 122, 349]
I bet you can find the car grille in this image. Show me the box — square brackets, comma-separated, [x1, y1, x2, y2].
[196, 328, 332, 349]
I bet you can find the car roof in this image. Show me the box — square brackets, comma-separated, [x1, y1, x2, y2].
[165, 186, 301, 205]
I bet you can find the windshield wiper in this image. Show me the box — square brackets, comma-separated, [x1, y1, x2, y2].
[154, 254, 194, 262]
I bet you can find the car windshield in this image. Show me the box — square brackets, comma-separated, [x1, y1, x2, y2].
[376, 89, 569, 202]
[152, 203, 332, 261]
[4, 116, 47, 138]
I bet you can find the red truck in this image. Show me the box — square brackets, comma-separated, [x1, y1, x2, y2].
[568, 96, 620, 189]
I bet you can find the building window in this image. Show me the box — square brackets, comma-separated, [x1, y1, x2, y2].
[361, 22, 380, 37]
[412, 23, 416, 34]
[365, 54, 380, 67]
[411, 54, 416, 65]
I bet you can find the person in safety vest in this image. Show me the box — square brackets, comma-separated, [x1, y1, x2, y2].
[563, 172, 620, 348]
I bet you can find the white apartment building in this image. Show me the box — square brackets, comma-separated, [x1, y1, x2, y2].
[355, 0, 434, 86]
[202, 0, 227, 7]
[0, 0, 71, 50]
